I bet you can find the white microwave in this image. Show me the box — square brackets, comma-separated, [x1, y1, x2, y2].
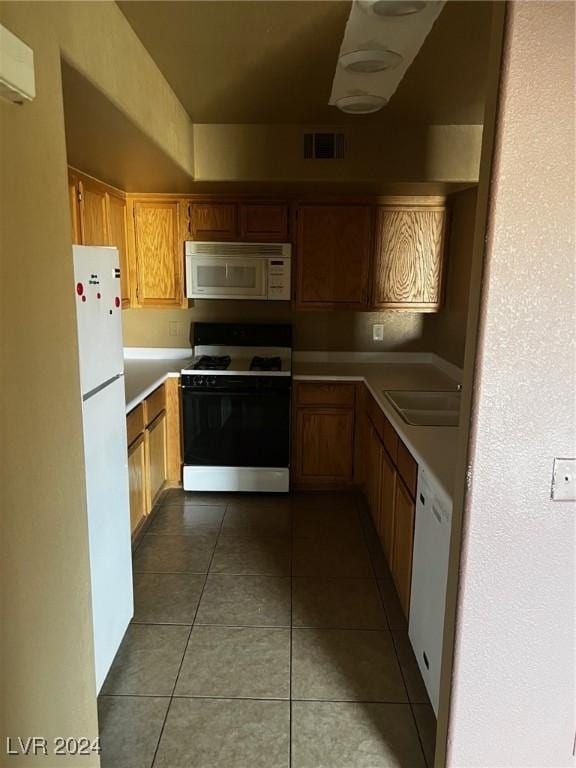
[185, 241, 291, 301]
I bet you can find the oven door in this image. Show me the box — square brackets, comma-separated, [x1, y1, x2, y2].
[186, 255, 267, 299]
[181, 377, 291, 468]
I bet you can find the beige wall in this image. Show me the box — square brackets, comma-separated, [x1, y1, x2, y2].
[0, 3, 192, 765]
[194, 123, 483, 183]
[423, 187, 477, 367]
[447, 2, 575, 765]
[122, 305, 430, 354]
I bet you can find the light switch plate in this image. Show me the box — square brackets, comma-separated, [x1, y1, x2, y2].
[551, 458, 576, 501]
[372, 324, 384, 341]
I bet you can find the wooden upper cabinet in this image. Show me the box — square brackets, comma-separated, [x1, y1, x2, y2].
[191, 202, 237, 240]
[133, 200, 183, 308]
[107, 192, 130, 308]
[240, 203, 288, 241]
[296, 204, 372, 309]
[372, 206, 446, 311]
[68, 172, 82, 244]
[79, 178, 109, 246]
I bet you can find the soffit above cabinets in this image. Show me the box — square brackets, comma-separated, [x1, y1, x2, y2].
[330, 0, 446, 114]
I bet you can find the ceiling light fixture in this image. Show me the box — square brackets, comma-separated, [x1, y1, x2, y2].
[336, 93, 387, 114]
[363, 0, 427, 17]
[339, 48, 402, 73]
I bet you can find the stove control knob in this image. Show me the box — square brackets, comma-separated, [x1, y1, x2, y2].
[193, 375, 203, 386]
[209, 377, 217, 386]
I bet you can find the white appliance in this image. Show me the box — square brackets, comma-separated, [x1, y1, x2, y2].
[185, 241, 291, 300]
[0, 24, 35, 104]
[73, 245, 133, 692]
[409, 465, 453, 715]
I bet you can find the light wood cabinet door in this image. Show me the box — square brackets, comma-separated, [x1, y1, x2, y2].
[379, 448, 397, 566]
[372, 206, 446, 311]
[107, 192, 131, 307]
[128, 433, 147, 534]
[366, 423, 383, 529]
[79, 179, 109, 246]
[191, 202, 237, 240]
[68, 172, 82, 244]
[133, 201, 183, 307]
[147, 411, 167, 507]
[296, 205, 372, 309]
[240, 203, 288, 241]
[294, 408, 355, 485]
[392, 477, 416, 619]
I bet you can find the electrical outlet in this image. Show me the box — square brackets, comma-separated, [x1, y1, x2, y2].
[551, 458, 576, 501]
[372, 324, 384, 341]
[168, 320, 185, 337]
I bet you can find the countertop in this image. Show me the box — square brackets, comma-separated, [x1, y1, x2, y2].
[123, 349, 461, 504]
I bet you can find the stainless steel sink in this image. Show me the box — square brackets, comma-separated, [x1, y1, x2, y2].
[384, 390, 461, 427]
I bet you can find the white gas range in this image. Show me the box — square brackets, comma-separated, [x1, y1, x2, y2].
[181, 323, 292, 493]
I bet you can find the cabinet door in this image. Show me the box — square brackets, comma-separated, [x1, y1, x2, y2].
[372, 206, 446, 311]
[147, 411, 167, 507]
[79, 179, 109, 246]
[240, 203, 288, 241]
[191, 202, 237, 240]
[68, 172, 82, 244]
[366, 423, 383, 529]
[294, 407, 355, 485]
[107, 193, 131, 308]
[133, 201, 183, 307]
[379, 448, 397, 566]
[296, 205, 372, 308]
[128, 433, 147, 534]
[392, 478, 416, 619]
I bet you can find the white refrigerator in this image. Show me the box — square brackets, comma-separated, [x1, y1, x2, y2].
[73, 245, 133, 692]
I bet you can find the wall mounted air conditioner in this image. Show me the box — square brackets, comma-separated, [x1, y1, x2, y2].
[0, 24, 35, 104]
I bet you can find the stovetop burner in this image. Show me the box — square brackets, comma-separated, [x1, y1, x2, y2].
[193, 355, 231, 371]
[250, 356, 282, 372]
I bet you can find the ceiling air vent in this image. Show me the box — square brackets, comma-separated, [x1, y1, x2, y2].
[304, 132, 346, 160]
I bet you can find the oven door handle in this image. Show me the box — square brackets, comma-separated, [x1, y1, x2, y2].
[181, 387, 290, 397]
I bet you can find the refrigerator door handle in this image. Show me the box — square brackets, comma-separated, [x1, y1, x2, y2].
[82, 373, 123, 402]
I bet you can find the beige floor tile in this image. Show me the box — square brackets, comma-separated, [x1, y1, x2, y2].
[210, 535, 290, 576]
[293, 537, 373, 577]
[98, 695, 169, 768]
[196, 574, 291, 627]
[292, 628, 407, 702]
[292, 701, 426, 768]
[175, 625, 290, 699]
[101, 624, 189, 696]
[147, 504, 225, 534]
[378, 576, 408, 630]
[293, 506, 364, 540]
[154, 698, 289, 768]
[133, 573, 204, 624]
[132, 533, 217, 573]
[221, 505, 291, 537]
[292, 577, 387, 629]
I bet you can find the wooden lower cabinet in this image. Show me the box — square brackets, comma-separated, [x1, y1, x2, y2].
[379, 448, 397, 565]
[292, 381, 356, 487]
[147, 411, 168, 508]
[391, 477, 416, 619]
[128, 433, 147, 534]
[366, 422, 383, 529]
[126, 383, 178, 535]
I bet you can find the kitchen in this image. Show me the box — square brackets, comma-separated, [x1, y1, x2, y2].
[1, 2, 574, 768]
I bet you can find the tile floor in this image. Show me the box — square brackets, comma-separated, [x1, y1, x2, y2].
[98, 490, 436, 768]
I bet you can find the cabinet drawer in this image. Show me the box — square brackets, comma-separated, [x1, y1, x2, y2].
[126, 403, 145, 447]
[145, 385, 166, 425]
[295, 382, 355, 408]
[397, 440, 417, 497]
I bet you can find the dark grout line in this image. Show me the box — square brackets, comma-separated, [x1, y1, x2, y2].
[149, 501, 227, 768]
[289, 490, 294, 768]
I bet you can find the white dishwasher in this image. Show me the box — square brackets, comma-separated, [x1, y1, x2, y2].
[409, 466, 453, 715]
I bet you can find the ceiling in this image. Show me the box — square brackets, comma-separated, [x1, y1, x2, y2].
[118, 0, 493, 126]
